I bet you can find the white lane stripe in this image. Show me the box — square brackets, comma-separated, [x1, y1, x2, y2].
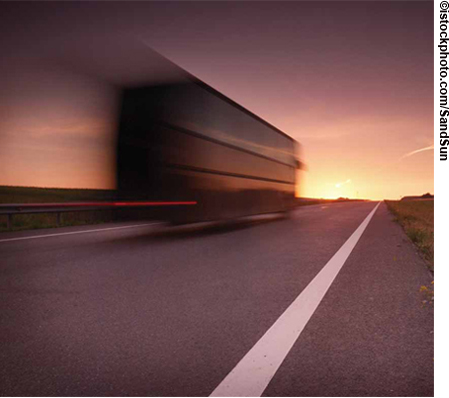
[210, 201, 381, 397]
[0, 222, 161, 243]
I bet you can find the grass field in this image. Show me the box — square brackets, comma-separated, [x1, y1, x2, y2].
[0, 186, 116, 232]
[0, 185, 115, 204]
[385, 199, 434, 271]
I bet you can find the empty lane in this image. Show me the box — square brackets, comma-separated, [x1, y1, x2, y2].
[0, 202, 433, 396]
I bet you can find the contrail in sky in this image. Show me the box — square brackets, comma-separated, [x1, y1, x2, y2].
[398, 145, 434, 161]
[376, 144, 433, 174]
[335, 179, 351, 188]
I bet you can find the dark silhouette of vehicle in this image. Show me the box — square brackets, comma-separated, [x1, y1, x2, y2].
[117, 76, 301, 224]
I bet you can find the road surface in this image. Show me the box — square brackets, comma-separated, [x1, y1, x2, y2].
[0, 201, 433, 396]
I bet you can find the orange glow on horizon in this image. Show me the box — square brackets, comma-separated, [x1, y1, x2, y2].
[0, 3, 433, 202]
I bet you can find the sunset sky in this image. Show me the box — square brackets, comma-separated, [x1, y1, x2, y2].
[0, 1, 433, 200]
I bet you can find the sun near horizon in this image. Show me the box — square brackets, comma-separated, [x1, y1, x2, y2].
[0, 1, 433, 202]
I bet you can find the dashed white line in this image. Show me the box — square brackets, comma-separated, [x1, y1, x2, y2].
[210, 202, 381, 397]
[0, 222, 161, 243]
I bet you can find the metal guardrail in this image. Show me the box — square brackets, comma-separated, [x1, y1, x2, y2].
[0, 201, 197, 230]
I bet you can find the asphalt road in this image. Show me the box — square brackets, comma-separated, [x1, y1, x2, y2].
[0, 202, 433, 396]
